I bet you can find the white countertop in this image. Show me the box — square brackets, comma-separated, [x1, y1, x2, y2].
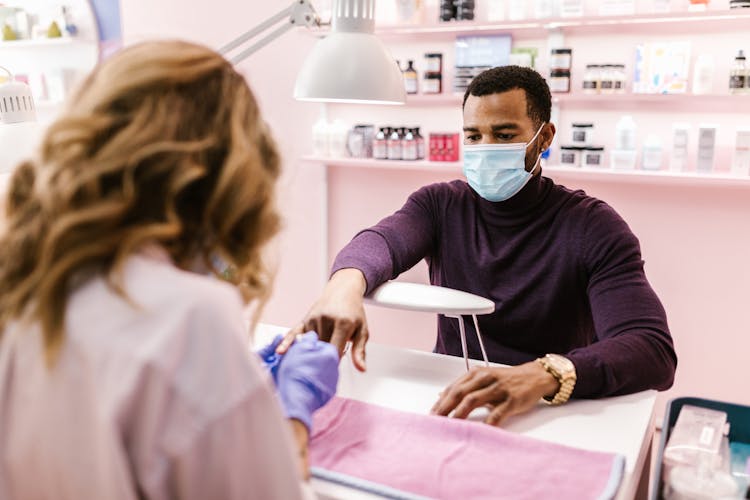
[255, 324, 655, 500]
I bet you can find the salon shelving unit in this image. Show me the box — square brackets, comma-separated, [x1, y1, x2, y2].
[310, 5, 749, 181]
[302, 156, 750, 188]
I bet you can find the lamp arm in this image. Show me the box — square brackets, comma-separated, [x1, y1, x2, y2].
[219, 0, 320, 64]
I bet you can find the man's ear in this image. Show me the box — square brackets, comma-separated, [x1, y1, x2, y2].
[542, 123, 556, 151]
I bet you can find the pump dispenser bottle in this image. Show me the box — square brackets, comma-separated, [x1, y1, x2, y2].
[730, 50, 747, 95]
[404, 60, 418, 94]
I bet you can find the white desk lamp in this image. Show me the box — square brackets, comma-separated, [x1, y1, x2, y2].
[219, 0, 406, 105]
[365, 281, 496, 371]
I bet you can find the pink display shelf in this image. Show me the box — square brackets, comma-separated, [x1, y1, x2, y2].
[301, 156, 750, 188]
[365, 9, 750, 40]
[302, 156, 462, 173]
[544, 165, 750, 188]
[553, 93, 750, 113]
[389, 93, 749, 113]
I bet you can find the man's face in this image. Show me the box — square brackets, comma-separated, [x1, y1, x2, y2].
[462, 89, 555, 172]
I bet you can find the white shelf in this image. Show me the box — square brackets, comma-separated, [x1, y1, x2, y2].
[366, 9, 750, 40]
[0, 37, 87, 49]
[302, 156, 750, 188]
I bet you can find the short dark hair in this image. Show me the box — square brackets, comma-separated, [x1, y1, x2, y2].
[463, 66, 551, 126]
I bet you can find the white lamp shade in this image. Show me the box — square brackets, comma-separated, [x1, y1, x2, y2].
[294, 32, 405, 105]
[365, 281, 496, 316]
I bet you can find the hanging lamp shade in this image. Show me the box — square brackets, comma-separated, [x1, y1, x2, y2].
[294, 0, 405, 105]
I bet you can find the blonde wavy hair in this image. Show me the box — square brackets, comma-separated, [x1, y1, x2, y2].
[0, 40, 281, 362]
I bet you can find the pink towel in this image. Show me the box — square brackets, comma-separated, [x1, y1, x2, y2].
[310, 397, 624, 500]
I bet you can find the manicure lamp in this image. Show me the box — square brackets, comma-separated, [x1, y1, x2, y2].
[219, 0, 406, 105]
[0, 67, 41, 192]
[365, 281, 496, 371]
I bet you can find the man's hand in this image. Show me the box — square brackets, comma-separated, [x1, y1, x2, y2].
[430, 361, 560, 426]
[277, 269, 370, 371]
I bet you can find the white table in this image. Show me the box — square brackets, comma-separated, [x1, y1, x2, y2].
[255, 324, 656, 500]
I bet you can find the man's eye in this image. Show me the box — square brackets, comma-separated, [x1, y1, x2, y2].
[465, 135, 480, 142]
[496, 133, 515, 141]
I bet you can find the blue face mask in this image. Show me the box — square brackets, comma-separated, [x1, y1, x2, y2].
[462, 124, 545, 202]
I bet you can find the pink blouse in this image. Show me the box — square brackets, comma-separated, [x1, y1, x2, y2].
[0, 249, 306, 500]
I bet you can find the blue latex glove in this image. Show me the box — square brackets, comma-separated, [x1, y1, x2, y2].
[256, 332, 339, 432]
[256, 334, 284, 379]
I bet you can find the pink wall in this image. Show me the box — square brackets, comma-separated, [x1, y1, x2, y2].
[120, 1, 750, 418]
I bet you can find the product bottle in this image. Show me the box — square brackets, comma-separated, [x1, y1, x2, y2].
[612, 115, 637, 170]
[486, 0, 506, 21]
[312, 117, 330, 157]
[697, 124, 718, 173]
[328, 120, 349, 158]
[404, 60, 418, 94]
[455, 0, 475, 20]
[396, 0, 418, 24]
[387, 127, 403, 160]
[692, 54, 715, 95]
[613, 64, 627, 93]
[402, 129, 418, 160]
[729, 50, 747, 95]
[534, 0, 554, 18]
[583, 65, 600, 94]
[732, 128, 750, 176]
[670, 123, 690, 172]
[373, 128, 388, 160]
[439, 0, 456, 21]
[414, 127, 426, 159]
[509, 0, 526, 20]
[615, 115, 637, 150]
[641, 134, 663, 171]
[600, 65, 615, 94]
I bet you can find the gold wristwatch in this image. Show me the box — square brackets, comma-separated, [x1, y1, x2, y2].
[535, 354, 577, 406]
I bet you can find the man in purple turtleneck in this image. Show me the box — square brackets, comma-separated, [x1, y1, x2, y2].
[282, 66, 676, 426]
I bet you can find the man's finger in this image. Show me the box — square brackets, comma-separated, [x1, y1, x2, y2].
[329, 318, 357, 358]
[276, 324, 305, 354]
[349, 324, 369, 372]
[451, 385, 501, 420]
[314, 316, 333, 342]
[430, 372, 486, 416]
[485, 399, 514, 427]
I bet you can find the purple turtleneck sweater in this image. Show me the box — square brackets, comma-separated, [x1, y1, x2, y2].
[332, 173, 676, 398]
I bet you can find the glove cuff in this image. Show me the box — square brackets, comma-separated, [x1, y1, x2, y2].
[280, 394, 313, 433]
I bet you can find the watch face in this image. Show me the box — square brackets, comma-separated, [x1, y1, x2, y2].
[547, 354, 575, 375]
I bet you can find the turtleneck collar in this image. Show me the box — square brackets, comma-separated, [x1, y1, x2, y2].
[472, 170, 553, 227]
